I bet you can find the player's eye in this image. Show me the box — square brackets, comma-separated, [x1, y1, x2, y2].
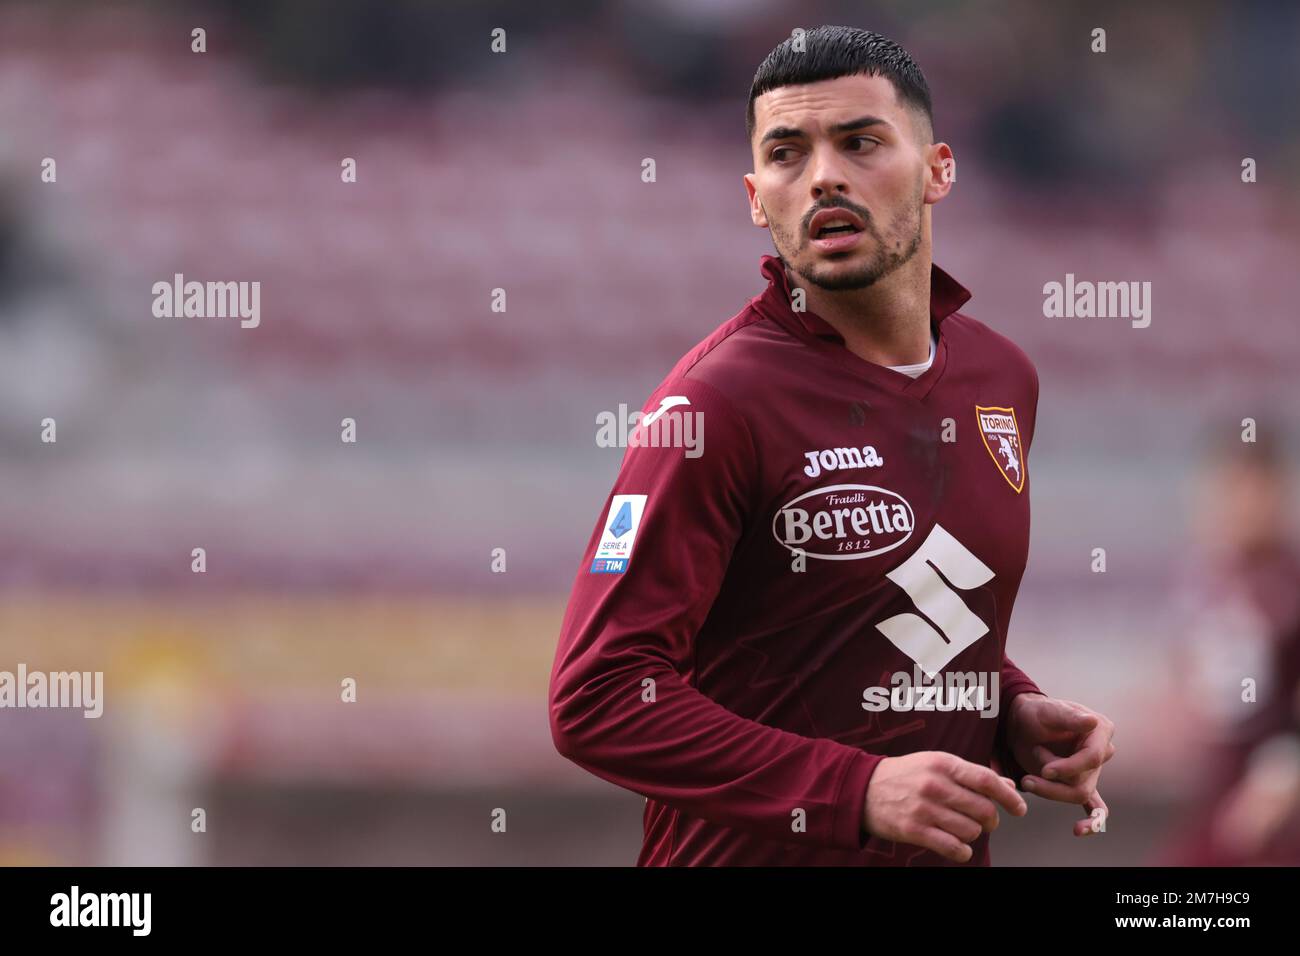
[770, 145, 799, 163]
[846, 136, 880, 152]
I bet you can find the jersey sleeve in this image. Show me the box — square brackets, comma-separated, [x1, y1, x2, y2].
[549, 376, 883, 852]
[1026, 359, 1041, 450]
[993, 657, 1046, 788]
[992, 352, 1045, 786]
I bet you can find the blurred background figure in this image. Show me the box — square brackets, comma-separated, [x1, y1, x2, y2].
[1155, 434, 1300, 865]
[0, 0, 1296, 864]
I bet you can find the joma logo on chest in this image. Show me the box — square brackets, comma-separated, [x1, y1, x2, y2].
[802, 445, 885, 478]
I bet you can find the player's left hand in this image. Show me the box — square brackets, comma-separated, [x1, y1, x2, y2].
[1005, 694, 1115, 837]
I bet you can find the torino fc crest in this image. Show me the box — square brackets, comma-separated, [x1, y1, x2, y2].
[975, 405, 1025, 493]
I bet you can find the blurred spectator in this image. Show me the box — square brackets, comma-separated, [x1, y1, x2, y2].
[1156, 433, 1300, 864]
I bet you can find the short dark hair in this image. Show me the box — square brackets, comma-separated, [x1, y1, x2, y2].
[746, 26, 933, 142]
[1205, 427, 1289, 477]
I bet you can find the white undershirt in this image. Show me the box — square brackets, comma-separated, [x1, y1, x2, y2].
[886, 331, 937, 379]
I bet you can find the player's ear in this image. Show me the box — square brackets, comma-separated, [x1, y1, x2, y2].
[743, 173, 768, 227]
[923, 142, 955, 205]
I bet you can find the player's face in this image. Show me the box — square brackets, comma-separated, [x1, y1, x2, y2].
[744, 74, 952, 291]
[1195, 460, 1288, 555]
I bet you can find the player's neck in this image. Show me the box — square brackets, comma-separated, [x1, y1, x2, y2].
[787, 255, 933, 368]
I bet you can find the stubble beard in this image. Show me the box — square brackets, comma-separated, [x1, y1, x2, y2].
[772, 198, 924, 293]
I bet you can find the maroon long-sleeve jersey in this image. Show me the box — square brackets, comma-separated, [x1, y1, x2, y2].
[550, 253, 1045, 865]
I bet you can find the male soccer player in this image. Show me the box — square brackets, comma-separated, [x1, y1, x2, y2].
[550, 25, 1116, 865]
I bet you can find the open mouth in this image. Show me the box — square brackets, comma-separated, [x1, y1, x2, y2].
[809, 208, 866, 244]
[813, 222, 862, 239]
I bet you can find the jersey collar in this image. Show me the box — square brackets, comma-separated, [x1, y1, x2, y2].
[756, 253, 971, 343]
[753, 253, 971, 399]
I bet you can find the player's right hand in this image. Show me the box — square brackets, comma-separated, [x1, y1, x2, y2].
[861, 751, 1028, 863]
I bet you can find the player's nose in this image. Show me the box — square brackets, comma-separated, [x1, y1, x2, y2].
[807, 145, 852, 200]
